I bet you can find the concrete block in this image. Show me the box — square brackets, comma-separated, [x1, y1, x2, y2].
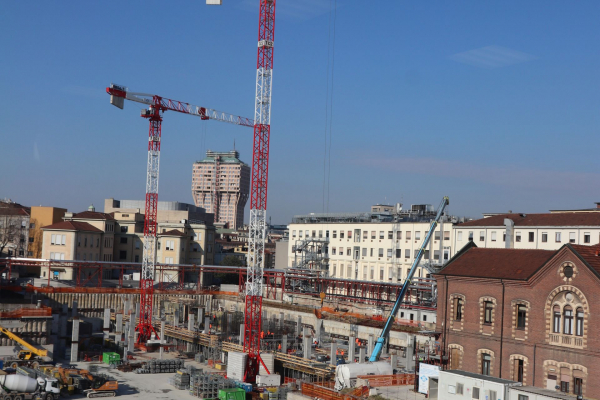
[348, 336, 355, 361]
[116, 313, 123, 334]
[368, 334, 374, 357]
[330, 341, 337, 362]
[188, 314, 195, 331]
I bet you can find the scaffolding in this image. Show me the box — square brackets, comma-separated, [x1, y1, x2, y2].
[292, 237, 329, 272]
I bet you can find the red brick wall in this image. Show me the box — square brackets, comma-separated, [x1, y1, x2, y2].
[436, 246, 600, 399]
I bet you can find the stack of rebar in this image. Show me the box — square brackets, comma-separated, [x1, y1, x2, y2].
[135, 359, 185, 374]
[168, 370, 191, 390]
[188, 370, 236, 399]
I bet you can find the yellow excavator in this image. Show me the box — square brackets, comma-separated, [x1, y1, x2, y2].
[0, 324, 51, 369]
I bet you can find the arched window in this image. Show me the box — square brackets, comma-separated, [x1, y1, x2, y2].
[482, 353, 491, 375]
[553, 305, 561, 333]
[563, 306, 573, 335]
[576, 307, 584, 337]
[456, 298, 464, 321]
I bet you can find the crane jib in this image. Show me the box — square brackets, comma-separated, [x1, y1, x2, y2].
[369, 196, 449, 363]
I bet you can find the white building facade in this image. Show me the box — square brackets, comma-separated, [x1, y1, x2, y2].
[452, 212, 600, 257]
[287, 207, 460, 283]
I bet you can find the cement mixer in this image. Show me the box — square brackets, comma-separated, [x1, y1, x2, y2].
[0, 373, 60, 400]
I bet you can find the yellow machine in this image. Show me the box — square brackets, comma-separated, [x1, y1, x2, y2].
[0, 325, 50, 369]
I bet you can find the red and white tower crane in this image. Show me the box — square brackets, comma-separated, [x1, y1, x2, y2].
[244, 0, 276, 382]
[106, 85, 253, 343]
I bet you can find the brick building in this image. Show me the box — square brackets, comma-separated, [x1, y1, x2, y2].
[434, 242, 600, 399]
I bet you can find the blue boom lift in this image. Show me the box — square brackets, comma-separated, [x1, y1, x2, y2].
[368, 196, 449, 362]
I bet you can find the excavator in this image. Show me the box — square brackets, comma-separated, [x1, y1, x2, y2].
[0, 325, 51, 369]
[50, 367, 118, 398]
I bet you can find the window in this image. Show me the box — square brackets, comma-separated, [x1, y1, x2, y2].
[406, 231, 411, 240]
[135, 255, 140, 263]
[84, 237, 87, 247]
[326, 230, 330, 238]
[491, 231, 497, 241]
[518, 395, 529, 400]
[332, 264, 337, 276]
[363, 231, 367, 240]
[362, 248, 367, 257]
[397, 231, 402, 240]
[333, 230, 337, 238]
[456, 383, 463, 395]
[584, 232, 590, 243]
[457, 231, 463, 241]
[574, 377, 583, 396]
[560, 381, 569, 393]
[370, 267, 374, 280]
[346, 230, 351, 238]
[51, 234, 56, 245]
[556, 232, 562, 242]
[422, 315, 427, 322]
[29, 223, 35, 229]
[564, 306, 573, 335]
[120, 237, 127, 244]
[414, 250, 419, 258]
[516, 232, 521, 242]
[415, 231, 421, 241]
[404, 249, 410, 258]
[121, 226, 128, 233]
[455, 298, 464, 321]
[332, 247, 336, 255]
[387, 249, 392, 258]
[379, 231, 384, 239]
[569, 232, 576, 243]
[488, 391, 497, 400]
[340, 264, 344, 277]
[434, 231, 440, 241]
[553, 305, 561, 333]
[371, 231, 376, 239]
[542, 232, 548, 242]
[517, 305, 526, 329]
[347, 265, 352, 278]
[319, 230, 323, 238]
[396, 249, 401, 258]
[484, 301, 493, 324]
[388, 231, 393, 239]
[444, 231, 450, 240]
[312, 230, 317, 238]
[305, 230, 309, 238]
[370, 248, 373, 257]
[292, 230, 296, 238]
[340, 231, 344, 239]
[481, 354, 491, 376]
[528, 232, 534, 242]
[516, 359, 524, 383]
[135, 240, 140, 249]
[378, 248, 383, 257]
[379, 268, 384, 280]
[299, 230, 303, 238]
[468, 231, 473, 241]
[433, 250, 440, 260]
[346, 248, 351, 256]
[576, 307, 584, 336]
[472, 386, 480, 399]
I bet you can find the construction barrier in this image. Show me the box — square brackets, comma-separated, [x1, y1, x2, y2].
[300, 382, 368, 400]
[355, 374, 415, 387]
[0, 306, 52, 319]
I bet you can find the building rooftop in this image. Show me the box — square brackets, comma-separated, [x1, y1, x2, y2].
[42, 221, 103, 232]
[436, 243, 556, 280]
[442, 369, 521, 385]
[511, 386, 581, 399]
[159, 229, 186, 237]
[72, 211, 114, 220]
[196, 150, 248, 166]
[458, 212, 600, 227]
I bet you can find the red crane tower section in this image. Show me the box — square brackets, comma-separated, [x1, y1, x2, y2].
[106, 86, 253, 343]
[245, 0, 276, 382]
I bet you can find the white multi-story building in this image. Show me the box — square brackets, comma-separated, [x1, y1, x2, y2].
[287, 205, 463, 282]
[452, 209, 600, 255]
[191, 150, 250, 230]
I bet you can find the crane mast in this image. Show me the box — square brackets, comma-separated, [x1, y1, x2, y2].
[245, 0, 276, 382]
[107, 85, 253, 343]
[369, 196, 450, 362]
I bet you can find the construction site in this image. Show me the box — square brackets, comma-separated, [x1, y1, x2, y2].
[1, 1, 440, 399]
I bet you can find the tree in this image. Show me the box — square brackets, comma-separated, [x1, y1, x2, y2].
[220, 254, 244, 267]
[0, 216, 19, 257]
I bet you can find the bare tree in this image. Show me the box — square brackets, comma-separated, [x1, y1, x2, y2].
[0, 215, 20, 257]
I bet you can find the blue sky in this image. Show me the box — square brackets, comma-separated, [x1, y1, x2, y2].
[1, 1, 599, 223]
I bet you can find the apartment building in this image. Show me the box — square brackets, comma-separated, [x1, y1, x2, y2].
[452, 211, 600, 256]
[287, 204, 461, 282]
[28, 206, 67, 258]
[41, 202, 216, 275]
[191, 150, 250, 230]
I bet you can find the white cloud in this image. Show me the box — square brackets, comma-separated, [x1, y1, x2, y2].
[450, 45, 537, 68]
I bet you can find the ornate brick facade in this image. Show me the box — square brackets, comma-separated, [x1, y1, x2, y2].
[435, 243, 600, 399]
